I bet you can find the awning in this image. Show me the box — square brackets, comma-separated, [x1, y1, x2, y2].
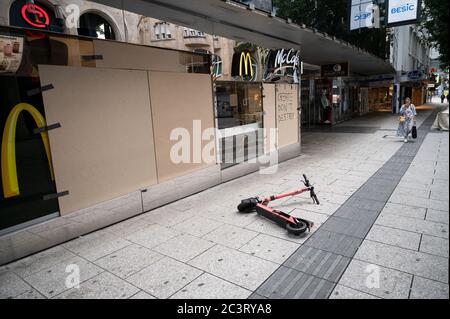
[91, 0, 395, 76]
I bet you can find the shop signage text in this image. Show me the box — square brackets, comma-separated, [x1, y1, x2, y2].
[265, 48, 301, 84]
[321, 63, 349, 78]
[274, 49, 300, 70]
[387, 0, 421, 26]
[21, 3, 50, 29]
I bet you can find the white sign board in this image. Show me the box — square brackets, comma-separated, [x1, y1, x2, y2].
[387, 0, 420, 26]
[349, 0, 375, 31]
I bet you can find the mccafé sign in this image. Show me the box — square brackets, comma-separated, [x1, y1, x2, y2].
[274, 49, 300, 71]
[264, 48, 301, 83]
[1, 103, 55, 198]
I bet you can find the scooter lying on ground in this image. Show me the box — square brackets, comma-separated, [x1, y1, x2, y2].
[237, 174, 319, 236]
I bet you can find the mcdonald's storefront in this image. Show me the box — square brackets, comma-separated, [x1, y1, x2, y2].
[0, 24, 302, 264]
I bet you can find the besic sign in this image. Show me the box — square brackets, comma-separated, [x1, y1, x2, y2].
[387, 0, 421, 27]
[349, 0, 375, 31]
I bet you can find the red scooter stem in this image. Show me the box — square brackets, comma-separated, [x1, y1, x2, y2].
[262, 187, 310, 204]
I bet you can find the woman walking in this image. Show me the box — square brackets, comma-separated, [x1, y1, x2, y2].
[397, 97, 417, 143]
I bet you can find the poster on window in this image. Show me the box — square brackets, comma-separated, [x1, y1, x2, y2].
[0, 35, 24, 74]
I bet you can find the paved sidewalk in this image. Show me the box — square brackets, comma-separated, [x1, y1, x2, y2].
[0, 104, 448, 299]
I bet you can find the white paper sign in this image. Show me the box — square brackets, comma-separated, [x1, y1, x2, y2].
[0, 35, 24, 74]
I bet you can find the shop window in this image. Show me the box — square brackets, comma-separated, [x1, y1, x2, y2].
[212, 55, 223, 79]
[154, 22, 172, 41]
[78, 13, 116, 40]
[215, 82, 264, 168]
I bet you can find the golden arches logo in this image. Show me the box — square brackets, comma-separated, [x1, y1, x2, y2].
[1, 103, 55, 198]
[239, 52, 254, 77]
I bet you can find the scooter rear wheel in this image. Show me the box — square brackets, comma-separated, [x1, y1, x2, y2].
[237, 198, 258, 213]
[286, 220, 308, 236]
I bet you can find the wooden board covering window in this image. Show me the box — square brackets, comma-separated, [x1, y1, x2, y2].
[39, 65, 158, 215]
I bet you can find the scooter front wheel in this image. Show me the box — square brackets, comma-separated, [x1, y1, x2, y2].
[286, 220, 308, 236]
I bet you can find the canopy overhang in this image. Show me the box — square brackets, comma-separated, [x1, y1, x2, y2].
[91, 0, 395, 76]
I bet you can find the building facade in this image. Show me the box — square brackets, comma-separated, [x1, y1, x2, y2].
[390, 25, 433, 111]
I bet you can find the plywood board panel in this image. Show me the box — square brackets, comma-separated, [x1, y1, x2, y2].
[276, 84, 299, 148]
[263, 83, 277, 154]
[148, 72, 216, 182]
[39, 65, 157, 215]
[94, 40, 185, 72]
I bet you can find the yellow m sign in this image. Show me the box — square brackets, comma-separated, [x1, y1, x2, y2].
[1, 103, 55, 198]
[239, 52, 254, 77]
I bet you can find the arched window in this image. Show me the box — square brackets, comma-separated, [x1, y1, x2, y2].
[78, 13, 116, 40]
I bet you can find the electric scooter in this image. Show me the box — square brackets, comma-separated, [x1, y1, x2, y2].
[237, 174, 319, 236]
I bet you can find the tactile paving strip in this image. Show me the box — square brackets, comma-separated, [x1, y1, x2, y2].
[251, 109, 441, 299]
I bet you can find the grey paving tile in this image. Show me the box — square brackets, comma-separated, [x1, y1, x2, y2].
[290, 209, 330, 226]
[55, 272, 139, 299]
[320, 216, 373, 239]
[376, 214, 449, 239]
[63, 230, 131, 261]
[153, 234, 215, 262]
[389, 194, 449, 212]
[420, 235, 449, 258]
[333, 206, 379, 223]
[247, 293, 268, 299]
[94, 244, 164, 278]
[344, 197, 387, 212]
[129, 291, 156, 299]
[127, 257, 202, 299]
[140, 206, 192, 227]
[171, 216, 223, 237]
[338, 259, 413, 299]
[426, 209, 449, 225]
[366, 225, 421, 251]
[329, 285, 380, 299]
[0, 271, 32, 299]
[4, 246, 76, 277]
[380, 202, 427, 219]
[284, 246, 350, 283]
[104, 216, 153, 238]
[188, 245, 279, 291]
[170, 273, 252, 299]
[125, 224, 180, 249]
[256, 266, 334, 299]
[203, 224, 258, 250]
[245, 217, 313, 244]
[410, 276, 449, 299]
[23, 256, 103, 298]
[354, 240, 448, 283]
[14, 289, 46, 299]
[304, 230, 362, 258]
[239, 234, 300, 264]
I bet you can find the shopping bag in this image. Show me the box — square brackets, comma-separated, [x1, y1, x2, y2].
[412, 126, 417, 139]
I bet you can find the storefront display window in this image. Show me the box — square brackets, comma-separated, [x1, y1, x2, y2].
[216, 81, 264, 168]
